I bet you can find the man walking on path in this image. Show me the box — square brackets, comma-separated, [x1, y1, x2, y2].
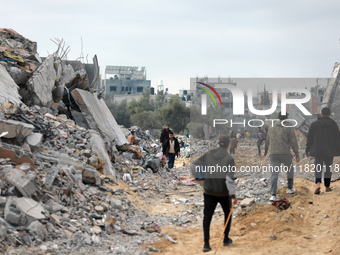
[306, 107, 340, 194]
[160, 124, 171, 146]
[266, 112, 300, 201]
[264, 128, 268, 156]
[229, 136, 237, 154]
[162, 131, 180, 169]
[191, 136, 237, 252]
[256, 127, 265, 155]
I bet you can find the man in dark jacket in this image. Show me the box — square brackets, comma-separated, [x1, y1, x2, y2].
[160, 124, 171, 146]
[162, 131, 180, 169]
[191, 135, 237, 252]
[306, 107, 340, 194]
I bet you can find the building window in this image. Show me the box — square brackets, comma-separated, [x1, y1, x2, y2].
[129, 87, 132, 91]
[137, 87, 144, 93]
[110, 86, 117, 92]
[122, 87, 124, 91]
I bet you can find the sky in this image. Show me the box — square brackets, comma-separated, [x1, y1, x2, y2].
[2, 0, 340, 93]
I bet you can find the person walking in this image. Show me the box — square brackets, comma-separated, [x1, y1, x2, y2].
[229, 136, 237, 154]
[306, 107, 340, 194]
[256, 127, 265, 155]
[191, 135, 237, 252]
[160, 124, 171, 146]
[162, 131, 180, 169]
[264, 128, 268, 156]
[266, 112, 300, 201]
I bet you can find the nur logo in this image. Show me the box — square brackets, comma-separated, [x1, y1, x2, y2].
[197, 82, 312, 116]
[196, 82, 223, 115]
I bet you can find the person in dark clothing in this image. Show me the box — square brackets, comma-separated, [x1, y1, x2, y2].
[306, 107, 340, 194]
[264, 128, 268, 156]
[191, 136, 237, 252]
[160, 124, 171, 146]
[256, 127, 265, 155]
[162, 131, 180, 169]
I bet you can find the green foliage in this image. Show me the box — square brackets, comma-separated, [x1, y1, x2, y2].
[105, 95, 131, 127]
[105, 91, 190, 134]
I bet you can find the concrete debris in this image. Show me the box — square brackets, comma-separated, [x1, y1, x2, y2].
[3, 167, 38, 198]
[0, 119, 34, 141]
[25, 132, 43, 150]
[4, 197, 46, 226]
[26, 55, 57, 107]
[71, 89, 128, 146]
[240, 198, 255, 208]
[0, 65, 22, 106]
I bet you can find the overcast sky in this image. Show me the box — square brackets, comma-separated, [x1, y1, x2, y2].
[2, 0, 340, 93]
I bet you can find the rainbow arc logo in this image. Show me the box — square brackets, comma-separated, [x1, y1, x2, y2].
[196, 82, 223, 115]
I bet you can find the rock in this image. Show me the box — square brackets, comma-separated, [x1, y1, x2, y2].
[5, 197, 46, 226]
[148, 246, 161, 252]
[51, 214, 60, 224]
[110, 199, 122, 210]
[45, 167, 59, 187]
[0, 221, 7, 239]
[240, 198, 255, 208]
[25, 133, 43, 150]
[27, 221, 48, 241]
[4, 167, 37, 198]
[82, 165, 101, 186]
[0, 65, 22, 106]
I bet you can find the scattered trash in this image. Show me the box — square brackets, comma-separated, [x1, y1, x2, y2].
[161, 234, 183, 245]
[270, 235, 277, 240]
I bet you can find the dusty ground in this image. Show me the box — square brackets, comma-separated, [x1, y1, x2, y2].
[148, 178, 340, 255]
[145, 141, 340, 255]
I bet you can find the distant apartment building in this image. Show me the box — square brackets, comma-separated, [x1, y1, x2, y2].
[103, 66, 151, 95]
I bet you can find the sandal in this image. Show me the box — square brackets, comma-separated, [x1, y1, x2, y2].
[314, 187, 321, 194]
[325, 187, 332, 192]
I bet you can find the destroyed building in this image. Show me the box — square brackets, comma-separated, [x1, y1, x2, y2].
[103, 65, 151, 95]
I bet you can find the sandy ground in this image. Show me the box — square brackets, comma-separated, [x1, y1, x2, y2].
[148, 178, 340, 255]
[144, 141, 340, 255]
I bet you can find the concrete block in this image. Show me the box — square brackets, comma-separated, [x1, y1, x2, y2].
[0, 65, 22, 106]
[240, 198, 255, 208]
[25, 132, 43, 150]
[27, 220, 48, 240]
[110, 199, 122, 210]
[82, 165, 101, 186]
[0, 119, 34, 141]
[4, 167, 37, 198]
[4, 197, 46, 226]
[26, 55, 57, 107]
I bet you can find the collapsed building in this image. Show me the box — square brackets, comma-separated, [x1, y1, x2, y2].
[0, 28, 171, 253]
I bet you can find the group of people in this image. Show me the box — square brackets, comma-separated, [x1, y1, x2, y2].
[190, 107, 340, 252]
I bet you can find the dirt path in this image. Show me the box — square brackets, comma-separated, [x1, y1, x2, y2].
[148, 178, 340, 255]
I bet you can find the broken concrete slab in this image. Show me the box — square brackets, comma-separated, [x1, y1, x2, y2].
[89, 132, 115, 177]
[4, 197, 46, 226]
[0, 119, 34, 141]
[0, 143, 34, 168]
[71, 89, 127, 146]
[4, 167, 37, 198]
[0, 65, 22, 106]
[26, 55, 56, 107]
